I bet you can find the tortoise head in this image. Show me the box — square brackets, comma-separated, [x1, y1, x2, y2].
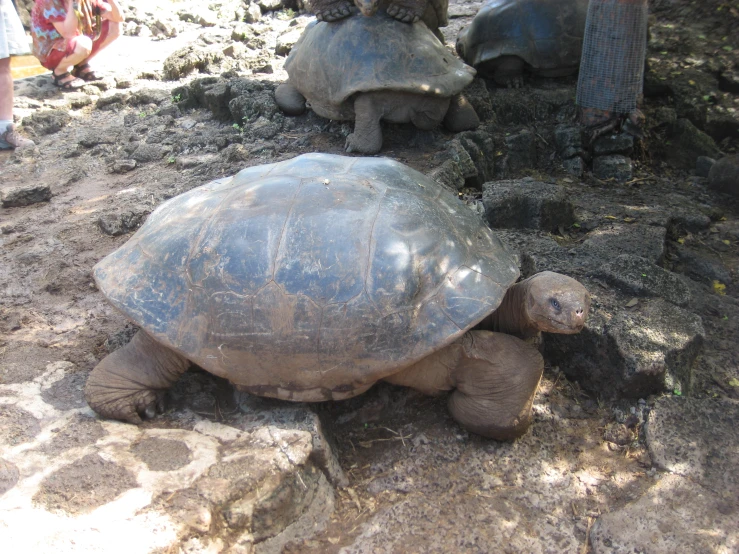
[524, 271, 590, 334]
[354, 0, 380, 17]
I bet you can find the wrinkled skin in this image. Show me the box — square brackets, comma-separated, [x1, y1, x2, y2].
[85, 271, 589, 440]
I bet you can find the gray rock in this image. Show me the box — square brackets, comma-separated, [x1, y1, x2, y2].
[592, 133, 634, 156]
[175, 154, 218, 170]
[665, 118, 722, 170]
[593, 254, 691, 306]
[112, 159, 137, 173]
[673, 246, 732, 286]
[131, 143, 167, 163]
[491, 86, 574, 126]
[707, 154, 739, 197]
[461, 79, 494, 123]
[590, 474, 738, 554]
[22, 109, 72, 136]
[583, 224, 666, 264]
[98, 210, 147, 236]
[562, 156, 584, 176]
[128, 88, 171, 106]
[79, 130, 117, 148]
[96, 92, 129, 109]
[647, 396, 739, 498]
[275, 29, 303, 56]
[258, 0, 284, 10]
[67, 93, 93, 110]
[547, 298, 704, 398]
[229, 89, 279, 126]
[457, 130, 495, 184]
[483, 179, 575, 232]
[163, 44, 224, 80]
[695, 155, 715, 178]
[244, 2, 262, 22]
[1, 184, 52, 208]
[0, 458, 19, 496]
[202, 82, 232, 121]
[428, 159, 465, 190]
[593, 397, 739, 553]
[223, 42, 247, 59]
[503, 129, 536, 172]
[592, 154, 633, 182]
[554, 124, 581, 158]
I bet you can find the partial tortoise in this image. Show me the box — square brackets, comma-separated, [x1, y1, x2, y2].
[275, 13, 479, 155]
[85, 154, 590, 440]
[311, 0, 449, 38]
[456, 0, 589, 87]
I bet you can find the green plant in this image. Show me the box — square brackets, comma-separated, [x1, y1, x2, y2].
[167, 156, 176, 164]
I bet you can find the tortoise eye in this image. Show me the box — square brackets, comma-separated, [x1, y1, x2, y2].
[550, 298, 561, 311]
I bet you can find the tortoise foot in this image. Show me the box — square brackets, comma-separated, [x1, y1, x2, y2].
[84, 331, 189, 424]
[386, 4, 421, 23]
[345, 130, 383, 154]
[316, 2, 356, 22]
[505, 76, 524, 89]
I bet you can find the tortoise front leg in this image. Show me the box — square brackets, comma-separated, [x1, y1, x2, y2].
[447, 331, 544, 440]
[386, 0, 427, 23]
[346, 93, 383, 154]
[310, 0, 356, 22]
[85, 331, 190, 424]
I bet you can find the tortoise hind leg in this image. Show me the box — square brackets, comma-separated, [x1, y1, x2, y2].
[275, 83, 307, 116]
[448, 331, 543, 440]
[442, 94, 480, 133]
[85, 331, 190, 424]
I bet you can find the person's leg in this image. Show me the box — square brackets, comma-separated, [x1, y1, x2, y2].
[50, 35, 92, 88]
[0, 57, 34, 150]
[73, 21, 120, 79]
[0, 57, 12, 122]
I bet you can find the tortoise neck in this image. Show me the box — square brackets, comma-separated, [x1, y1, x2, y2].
[488, 279, 538, 339]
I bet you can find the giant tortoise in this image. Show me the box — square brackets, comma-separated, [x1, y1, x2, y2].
[456, 0, 589, 87]
[85, 154, 589, 440]
[274, 14, 479, 155]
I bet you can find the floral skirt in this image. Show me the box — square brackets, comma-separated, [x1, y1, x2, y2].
[1, 0, 30, 59]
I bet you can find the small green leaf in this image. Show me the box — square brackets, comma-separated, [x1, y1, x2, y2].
[703, 95, 711, 101]
[673, 389, 682, 396]
[167, 156, 176, 164]
[722, 45, 733, 52]
[572, 222, 581, 228]
[723, 315, 729, 321]
[641, 273, 647, 277]
[729, 378, 739, 387]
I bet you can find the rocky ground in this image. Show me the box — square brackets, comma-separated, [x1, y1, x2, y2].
[1, 0, 738, 552]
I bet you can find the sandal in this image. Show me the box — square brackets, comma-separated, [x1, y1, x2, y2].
[52, 71, 85, 91]
[73, 63, 99, 82]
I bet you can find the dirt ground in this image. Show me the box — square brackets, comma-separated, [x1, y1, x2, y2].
[1, 0, 738, 552]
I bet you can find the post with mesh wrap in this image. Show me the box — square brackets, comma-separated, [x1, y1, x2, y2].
[576, 0, 649, 127]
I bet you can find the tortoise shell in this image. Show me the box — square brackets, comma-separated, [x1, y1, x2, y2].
[284, 15, 476, 120]
[94, 154, 518, 401]
[456, 0, 589, 71]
